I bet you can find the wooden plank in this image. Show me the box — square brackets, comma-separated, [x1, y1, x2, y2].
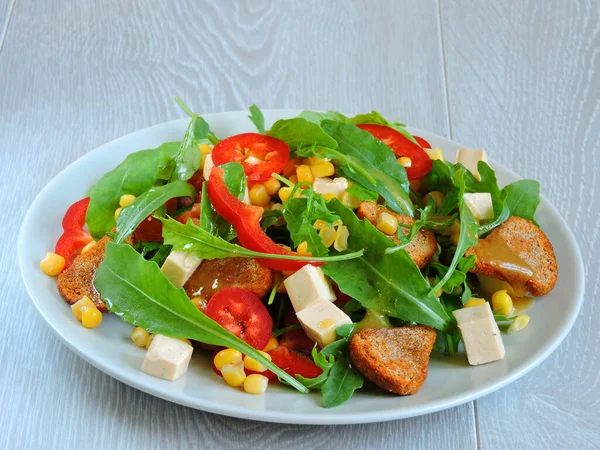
[0, 0, 15, 48]
[441, 0, 600, 448]
[0, 0, 476, 449]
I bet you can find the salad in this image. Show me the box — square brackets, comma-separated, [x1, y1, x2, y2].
[39, 100, 558, 407]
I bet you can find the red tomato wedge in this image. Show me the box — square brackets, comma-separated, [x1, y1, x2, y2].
[357, 124, 432, 180]
[263, 346, 323, 379]
[211, 133, 290, 183]
[54, 198, 93, 269]
[205, 288, 273, 350]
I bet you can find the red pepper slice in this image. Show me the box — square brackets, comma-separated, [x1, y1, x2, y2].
[54, 198, 93, 269]
[206, 166, 322, 271]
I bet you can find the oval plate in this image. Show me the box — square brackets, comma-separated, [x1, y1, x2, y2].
[18, 110, 584, 425]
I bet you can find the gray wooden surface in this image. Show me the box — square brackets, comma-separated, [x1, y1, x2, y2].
[0, 1, 597, 449]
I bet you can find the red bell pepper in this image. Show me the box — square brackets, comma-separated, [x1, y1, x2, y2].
[54, 197, 94, 269]
[206, 166, 322, 271]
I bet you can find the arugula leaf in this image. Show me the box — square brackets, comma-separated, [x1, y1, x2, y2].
[248, 104, 265, 134]
[346, 181, 379, 202]
[295, 346, 336, 390]
[348, 110, 418, 145]
[299, 110, 350, 125]
[267, 117, 338, 151]
[319, 339, 364, 408]
[86, 142, 181, 239]
[114, 181, 195, 244]
[503, 180, 540, 223]
[169, 118, 213, 182]
[321, 200, 453, 331]
[95, 243, 308, 393]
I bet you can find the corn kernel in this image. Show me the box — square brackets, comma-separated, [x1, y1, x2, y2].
[289, 174, 298, 184]
[40, 252, 65, 276]
[492, 290, 513, 316]
[199, 143, 212, 155]
[243, 374, 269, 394]
[221, 364, 246, 387]
[450, 232, 460, 246]
[376, 212, 399, 235]
[271, 203, 283, 211]
[464, 298, 486, 308]
[297, 241, 311, 256]
[340, 191, 361, 209]
[334, 225, 349, 252]
[244, 351, 272, 372]
[81, 307, 103, 328]
[425, 147, 444, 161]
[80, 240, 97, 255]
[398, 156, 412, 168]
[278, 187, 292, 203]
[508, 314, 530, 334]
[262, 336, 279, 352]
[322, 193, 338, 201]
[305, 155, 330, 165]
[214, 348, 243, 370]
[263, 177, 281, 196]
[119, 194, 136, 207]
[296, 165, 314, 184]
[179, 338, 192, 346]
[319, 227, 337, 248]
[145, 333, 155, 349]
[71, 296, 95, 321]
[249, 184, 271, 206]
[283, 158, 299, 177]
[313, 219, 328, 230]
[424, 191, 444, 209]
[131, 327, 149, 347]
[191, 296, 207, 311]
[332, 219, 343, 228]
[114, 207, 123, 220]
[310, 162, 335, 178]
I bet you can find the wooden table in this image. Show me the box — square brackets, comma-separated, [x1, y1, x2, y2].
[1, 1, 598, 448]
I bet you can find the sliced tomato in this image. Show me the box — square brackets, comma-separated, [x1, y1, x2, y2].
[211, 133, 290, 183]
[205, 288, 273, 350]
[357, 124, 432, 181]
[262, 346, 323, 379]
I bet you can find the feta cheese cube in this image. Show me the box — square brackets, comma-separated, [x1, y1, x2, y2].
[283, 265, 336, 312]
[161, 251, 202, 288]
[313, 177, 349, 196]
[452, 303, 505, 365]
[455, 149, 489, 181]
[463, 193, 494, 222]
[203, 154, 215, 181]
[296, 300, 352, 347]
[142, 334, 193, 381]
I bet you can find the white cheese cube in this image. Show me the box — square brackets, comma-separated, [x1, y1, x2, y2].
[203, 153, 215, 181]
[296, 300, 352, 347]
[455, 149, 489, 181]
[452, 303, 505, 365]
[313, 177, 349, 196]
[142, 334, 193, 381]
[283, 265, 336, 312]
[161, 251, 202, 288]
[463, 193, 494, 222]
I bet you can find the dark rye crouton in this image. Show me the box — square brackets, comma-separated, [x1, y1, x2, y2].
[357, 201, 437, 269]
[349, 326, 437, 395]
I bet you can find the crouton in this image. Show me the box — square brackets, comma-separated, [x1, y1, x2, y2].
[466, 216, 557, 297]
[184, 257, 273, 305]
[357, 201, 437, 269]
[349, 326, 437, 395]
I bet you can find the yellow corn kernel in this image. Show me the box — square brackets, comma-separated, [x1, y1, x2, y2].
[263, 177, 281, 196]
[81, 307, 103, 328]
[221, 364, 246, 387]
[508, 314, 530, 334]
[244, 351, 272, 373]
[262, 336, 279, 352]
[322, 193, 338, 201]
[278, 187, 292, 203]
[297, 241, 311, 256]
[244, 374, 269, 394]
[296, 165, 314, 184]
[249, 184, 271, 206]
[214, 348, 243, 370]
[435, 288, 443, 297]
[319, 227, 337, 248]
[334, 225, 349, 252]
[398, 156, 412, 168]
[424, 191, 444, 209]
[376, 212, 399, 235]
[70, 296, 95, 321]
[425, 147, 444, 161]
[464, 298, 486, 308]
[305, 155, 330, 165]
[492, 290, 513, 316]
[199, 143, 212, 155]
[114, 207, 122, 220]
[289, 174, 298, 184]
[119, 194, 136, 207]
[131, 327, 149, 347]
[450, 232, 460, 246]
[191, 296, 207, 311]
[145, 334, 155, 349]
[80, 240, 96, 255]
[340, 191, 361, 209]
[332, 219, 343, 228]
[310, 162, 335, 178]
[271, 202, 283, 211]
[313, 219, 328, 230]
[179, 338, 192, 346]
[40, 252, 65, 276]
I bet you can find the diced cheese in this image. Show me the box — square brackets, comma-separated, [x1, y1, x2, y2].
[161, 251, 202, 288]
[283, 265, 336, 312]
[452, 303, 505, 365]
[296, 300, 352, 347]
[463, 193, 494, 222]
[313, 177, 349, 196]
[141, 334, 193, 381]
[425, 147, 445, 161]
[455, 149, 489, 181]
[203, 154, 215, 181]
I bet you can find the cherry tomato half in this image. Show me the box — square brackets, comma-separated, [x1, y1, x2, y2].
[205, 287, 273, 350]
[357, 124, 432, 181]
[211, 133, 290, 183]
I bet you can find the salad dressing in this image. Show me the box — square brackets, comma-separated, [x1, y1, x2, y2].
[184, 266, 228, 302]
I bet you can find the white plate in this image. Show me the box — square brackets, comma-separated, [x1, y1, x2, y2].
[18, 110, 584, 425]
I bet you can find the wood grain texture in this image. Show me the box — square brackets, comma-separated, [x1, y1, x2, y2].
[441, 0, 600, 448]
[0, 0, 477, 449]
[0, 0, 15, 50]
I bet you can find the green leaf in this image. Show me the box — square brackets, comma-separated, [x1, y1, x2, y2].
[248, 104, 265, 134]
[169, 116, 212, 182]
[503, 180, 540, 223]
[321, 200, 453, 331]
[295, 346, 336, 390]
[320, 340, 363, 408]
[299, 110, 351, 125]
[346, 181, 379, 202]
[267, 117, 338, 151]
[283, 197, 330, 256]
[86, 142, 181, 239]
[114, 181, 195, 244]
[348, 110, 418, 145]
[95, 243, 308, 393]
